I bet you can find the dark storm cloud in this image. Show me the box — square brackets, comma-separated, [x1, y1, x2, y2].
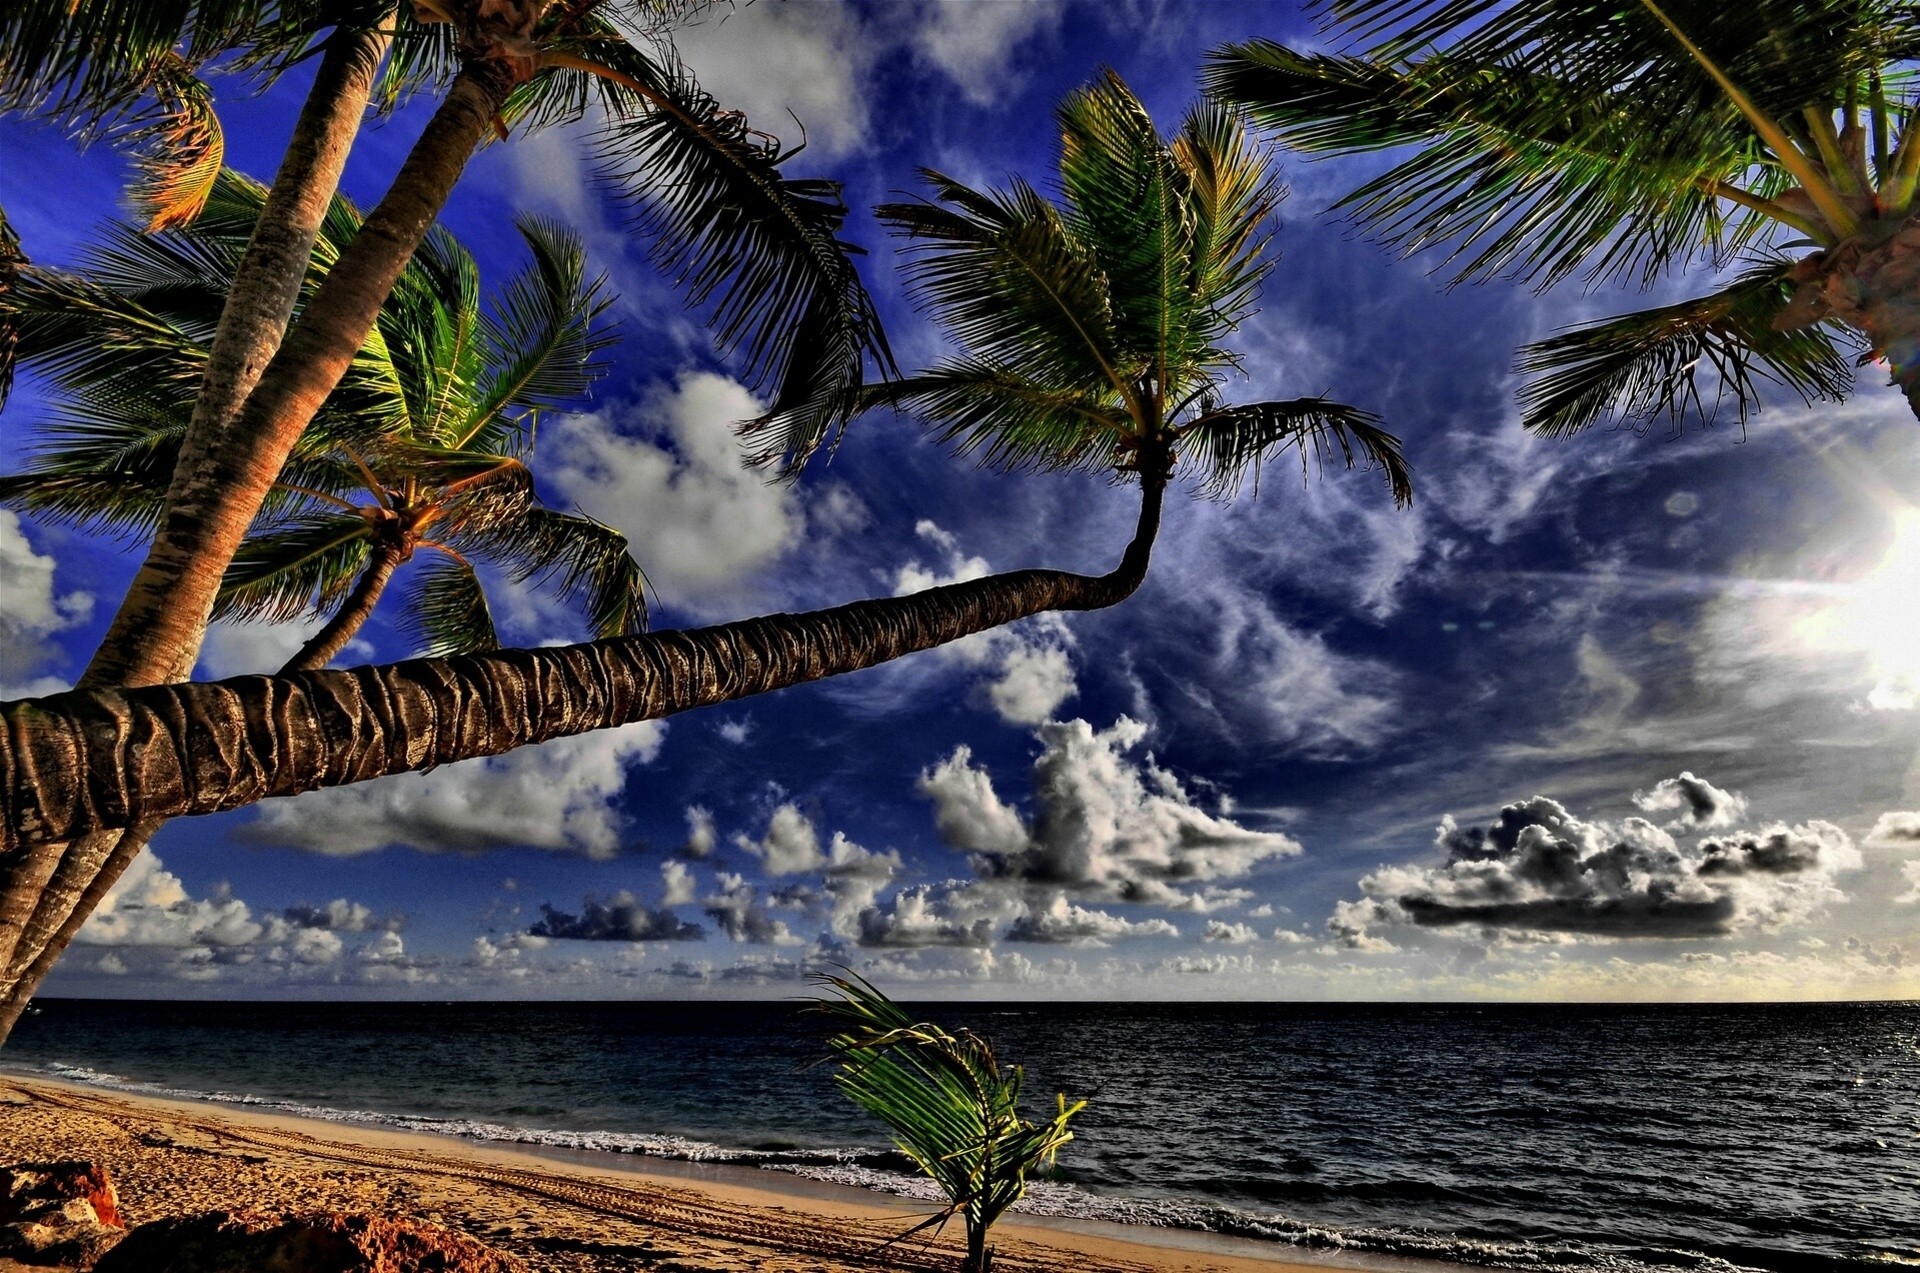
[1331, 777, 1860, 946]
[530, 893, 704, 942]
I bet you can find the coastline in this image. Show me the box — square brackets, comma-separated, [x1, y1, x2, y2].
[0, 1072, 1427, 1273]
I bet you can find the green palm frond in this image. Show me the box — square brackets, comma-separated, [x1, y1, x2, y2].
[213, 512, 374, 624]
[1204, 41, 1777, 287]
[522, 25, 892, 475]
[880, 174, 1127, 402]
[458, 508, 648, 639]
[401, 550, 499, 656]
[1517, 265, 1859, 437]
[1180, 399, 1414, 504]
[460, 215, 616, 448]
[812, 974, 1083, 1269]
[863, 365, 1131, 477]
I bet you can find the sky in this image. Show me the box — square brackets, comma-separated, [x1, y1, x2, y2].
[3, 0, 1917, 1003]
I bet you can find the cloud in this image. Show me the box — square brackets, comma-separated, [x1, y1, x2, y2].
[529, 891, 703, 941]
[1899, 861, 1920, 905]
[661, 860, 697, 907]
[679, 806, 717, 858]
[734, 803, 827, 875]
[198, 617, 372, 680]
[1332, 779, 1862, 945]
[855, 882, 1002, 949]
[906, 0, 1061, 106]
[0, 510, 91, 697]
[987, 641, 1077, 725]
[1867, 812, 1920, 845]
[920, 717, 1303, 907]
[704, 873, 804, 945]
[1004, 894, 1179, 945]
[240, 722, 666, 858]
[673, 1, 875, 160]
[1632, 771, 1749, 831]
[543, 375, 807, 610]
[1203, 920, 1260, 944]
[74, 851, 385, 978]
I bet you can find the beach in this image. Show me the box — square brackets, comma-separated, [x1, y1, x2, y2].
[0, 1073, 1364, 1273]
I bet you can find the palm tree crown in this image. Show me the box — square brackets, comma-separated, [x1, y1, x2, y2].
[1206, 0, 1920, 431]
[871, 70, 1413, 506]
[4, 170, 642, 670]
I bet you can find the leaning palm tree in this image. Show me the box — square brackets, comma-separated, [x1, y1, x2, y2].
[4, 170, 642, 675]
[0, 71, 1409, 1038]
[1206, 0, 1920, 432]
[0, 0, 887, 1041]
[812, 974, 1084, 1273]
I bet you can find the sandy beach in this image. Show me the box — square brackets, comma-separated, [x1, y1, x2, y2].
[0, 1074, 1372, 1273]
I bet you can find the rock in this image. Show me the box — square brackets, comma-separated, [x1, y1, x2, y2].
[0, 1161, 124, 1267]
[92, 1211, 529, 1272]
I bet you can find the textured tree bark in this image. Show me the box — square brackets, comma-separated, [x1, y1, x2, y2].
[1781, 209, 1920, 418]
[0, 478, 1165, 854]
[83, 59, 515, 692]
[0, 824, 156, 1040]
[282, 544, 406, 674]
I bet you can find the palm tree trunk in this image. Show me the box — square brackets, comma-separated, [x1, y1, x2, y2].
[0, 22, 394, 1009]
[0, 824, 155, 1039]
[283, 544, 406, 673]
[81, 58, 518, 692]
[1785, 210, 1920, 418]
[0, 476, 1165, 857]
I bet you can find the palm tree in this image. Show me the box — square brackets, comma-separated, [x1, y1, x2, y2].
[4, 170, 642, 676]
[1205, 0, 1920, 432]
[0, 71, 1410, 1036]
[812, 974, 1083, 1273]
[0, 0, 887, 1042]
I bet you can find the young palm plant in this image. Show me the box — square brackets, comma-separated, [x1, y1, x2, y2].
[4, 170, 641, 675]
[812, 974, 1083, 1273]
[1205, 0, 1920, 430]
[0, 72, 1409, 1037]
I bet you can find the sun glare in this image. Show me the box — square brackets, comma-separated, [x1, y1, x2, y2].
[1797, 510, 1920, 710]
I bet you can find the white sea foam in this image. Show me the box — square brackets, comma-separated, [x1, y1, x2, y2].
[30, 1062, 1769, 1273]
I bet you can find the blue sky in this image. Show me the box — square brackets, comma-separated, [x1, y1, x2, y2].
[4, 0, 1917, 1001]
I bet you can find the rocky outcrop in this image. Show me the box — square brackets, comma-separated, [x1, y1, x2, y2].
[0, 1161, 125, 1267]
[91, 1210, 528, 1272]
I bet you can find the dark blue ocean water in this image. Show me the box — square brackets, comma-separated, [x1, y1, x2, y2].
[7, 1000, 1916, 1273]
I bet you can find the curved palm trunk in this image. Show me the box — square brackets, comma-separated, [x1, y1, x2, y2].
[0, 22, 396, 1018]
[0, 478, 1164, 857]
[83, 58, 516, 691]
[0, 824, 155, 1040]
[283, 544, 407, 674]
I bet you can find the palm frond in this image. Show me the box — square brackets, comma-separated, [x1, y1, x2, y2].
[864, 365, 1131, 478]
[1205, 40, 1778, 287]
[528, 26, 891, 474]
[460, 214, 616, 448]
[1517, 265, 1859, 437]
[401, 550, 498, 656]
[880, 173, 1128, 404]
[122, 52, 226, 231]
[458, 508, 648, 638]
[213, 512, 373, 623]
[1180, 398, 1414, 505]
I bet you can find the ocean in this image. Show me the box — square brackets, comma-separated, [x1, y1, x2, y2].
[7, 999, 1915, 1273]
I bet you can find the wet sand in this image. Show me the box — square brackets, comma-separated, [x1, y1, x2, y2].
[0, 1074, 1400, 1273]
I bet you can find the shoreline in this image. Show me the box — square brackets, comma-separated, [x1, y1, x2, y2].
[0, 1072, 1443, 1273]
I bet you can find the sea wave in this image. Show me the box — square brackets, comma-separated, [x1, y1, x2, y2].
[26, 1062, 1884, 1273]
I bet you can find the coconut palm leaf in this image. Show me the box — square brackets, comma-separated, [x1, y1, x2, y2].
[1180, 399, 1415, 502]
[401, 550, 498, 656]
[862, 365, 1132, 478]
[516, 23, 892, 474]
[812, 973, 1083, 1273]
[461, 215, 617, 448]
[459, 508, 648, 638]
[212, 512, 374, 624]
[1517, 266, 1860, 437]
